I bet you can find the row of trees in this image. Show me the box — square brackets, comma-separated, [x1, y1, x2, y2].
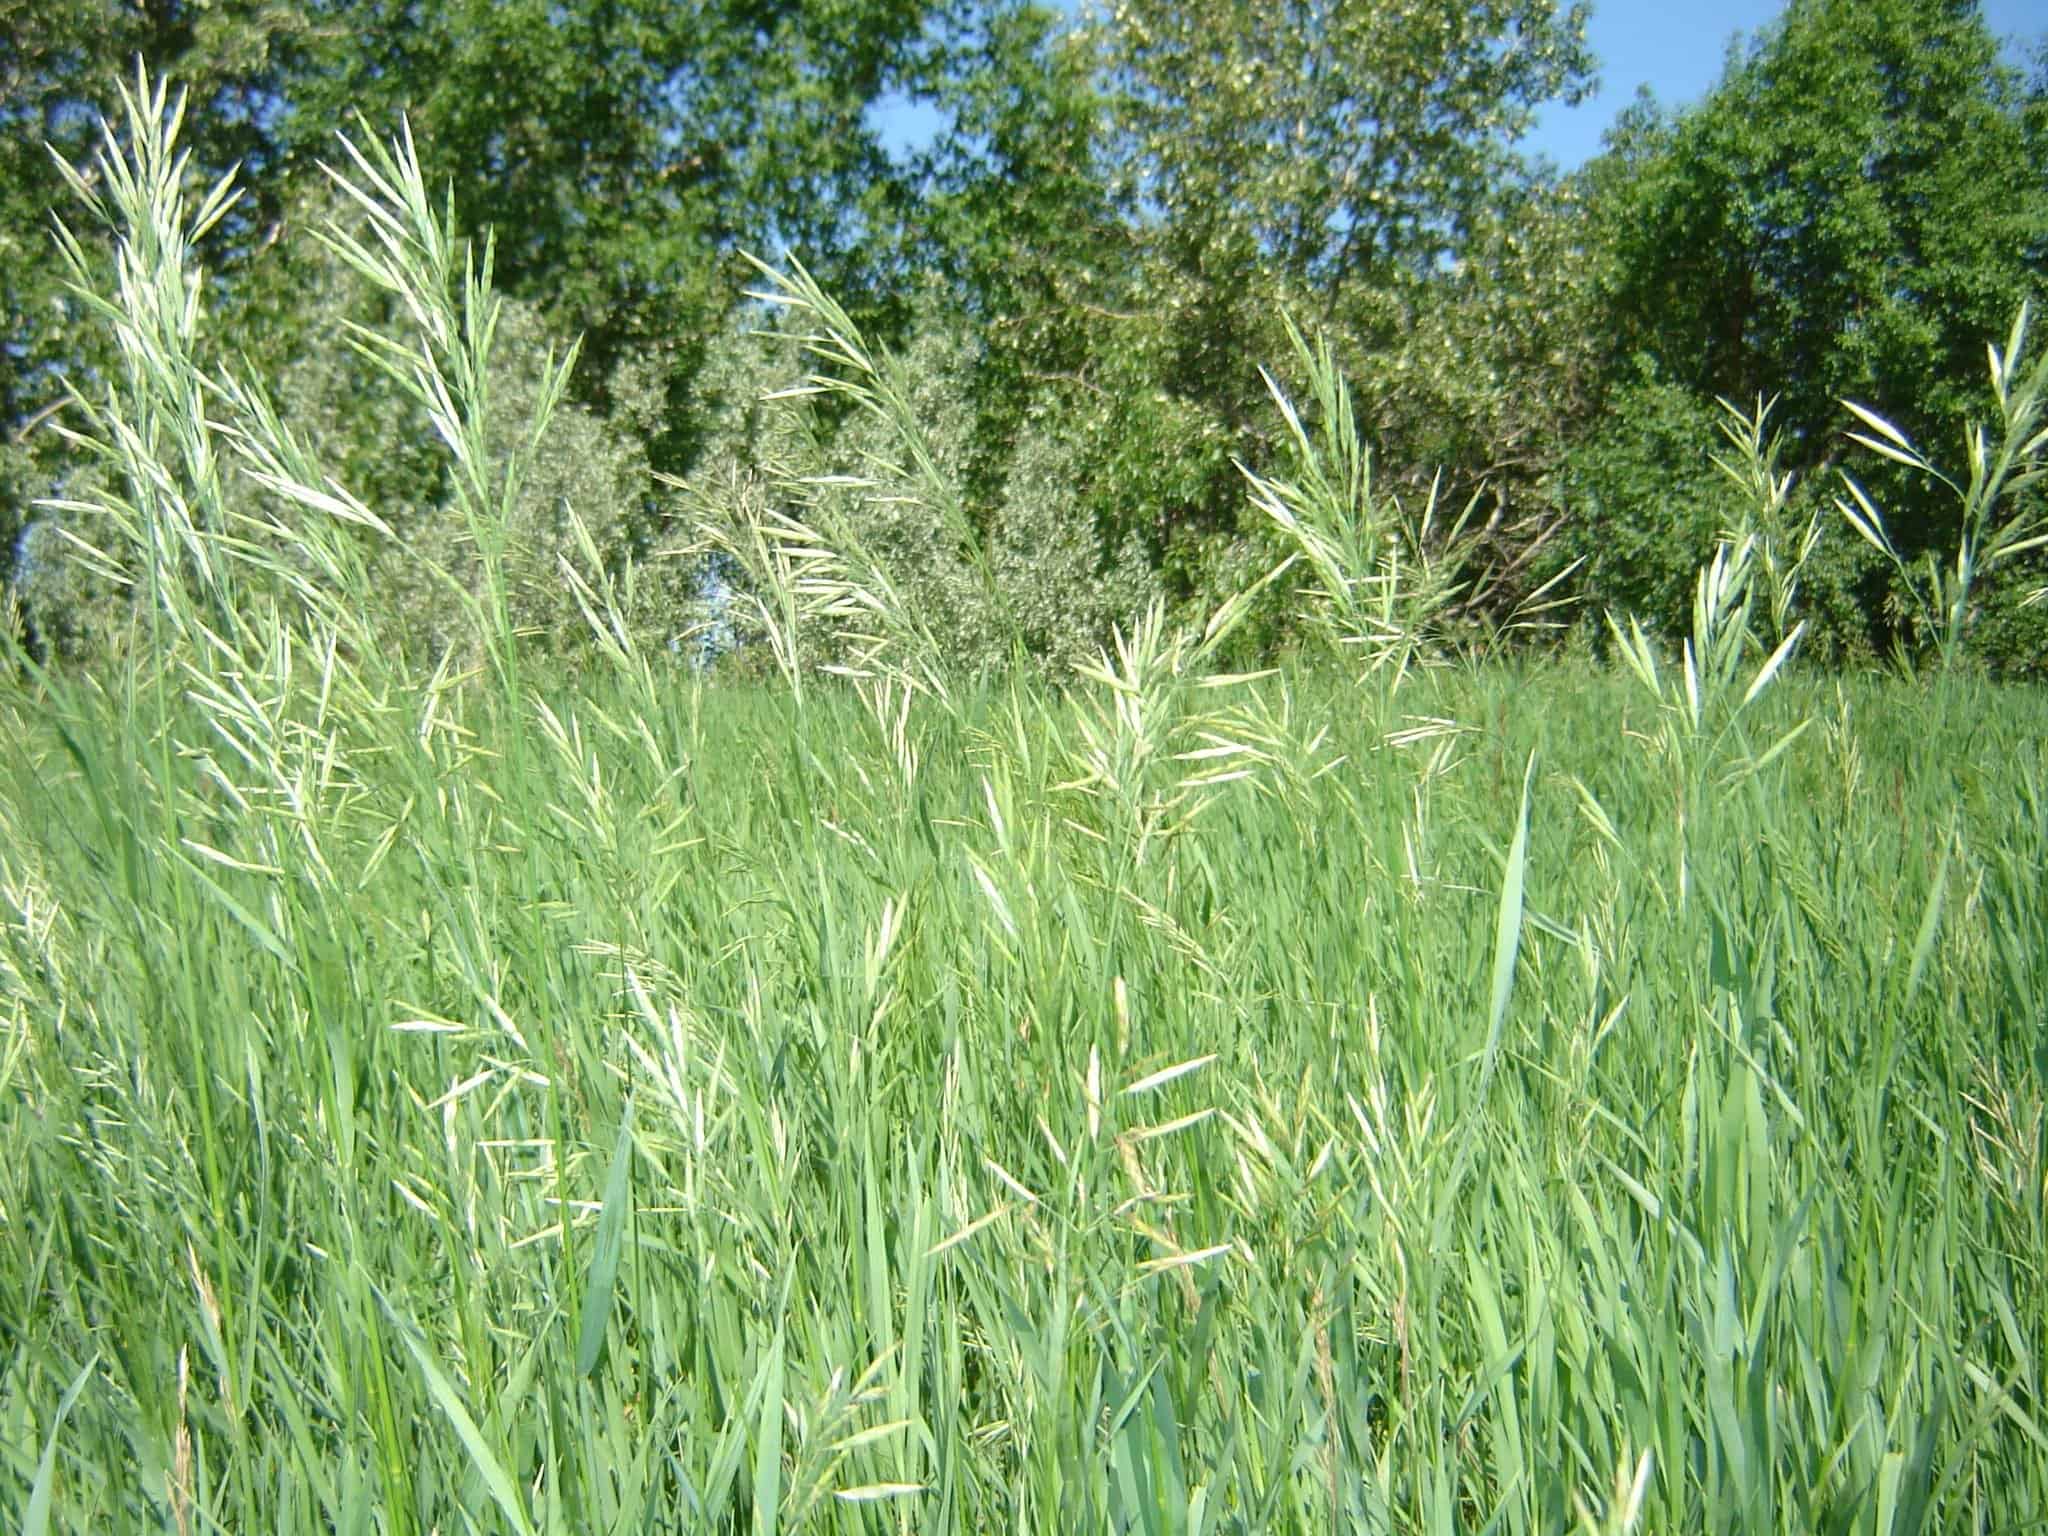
[5, 0, 2046, 670]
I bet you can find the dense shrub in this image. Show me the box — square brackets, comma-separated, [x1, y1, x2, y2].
[1551, 362, 1753, 637]
[680, 300, 1160, 678]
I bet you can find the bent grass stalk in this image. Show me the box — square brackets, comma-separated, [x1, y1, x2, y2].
[1836, 299, 2048, 674]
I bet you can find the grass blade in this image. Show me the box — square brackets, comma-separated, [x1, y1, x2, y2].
[1478, 752, 1536, 1104]
[1905, 830, 1952, 1005]
[575, 1102, 636, 1377]
[753, 1323, 787, 1536]
[24, 1356, 97, 1536]
[379, 1289, 538, 1536]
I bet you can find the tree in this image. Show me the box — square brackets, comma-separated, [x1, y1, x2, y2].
[1585, 0, 2047, 567]
[5, 0, 971, 658]
[918, 4, 1131, 482]
[900, 0, 1599, 623]
[1096, 0, 1596, 596]
[1103, 0, 1595, 306]
[1568, 0, 2048, 658]
[278, 0, 964, 475]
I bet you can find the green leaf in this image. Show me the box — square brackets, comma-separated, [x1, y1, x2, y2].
[379, 1290, 538, 1536]
[1904, 831, 1952, 1006]
[24, 1356, 97, 1536]
[181, 858, 294, 968]
[1478, 752, 1536, 1104]
[576, 1101, 636, 1377]
[752, 1325, 786, 1536]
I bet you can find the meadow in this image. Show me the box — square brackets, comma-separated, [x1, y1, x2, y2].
[2, 77, 2047, 1535]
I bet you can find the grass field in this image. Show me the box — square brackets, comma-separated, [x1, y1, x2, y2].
[2, 646, 2045, 1533]
[3, 76, 2046, 1534]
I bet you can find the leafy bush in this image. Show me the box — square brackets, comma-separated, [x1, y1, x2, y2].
[355, 295, 652, 668]
[1954, 560, 2048, 679]
[1552, 361, 1755, 638]
[679, 268, 1159, 682]
[1244, 318, 1574, 684]
[986, 404, 1160, 673]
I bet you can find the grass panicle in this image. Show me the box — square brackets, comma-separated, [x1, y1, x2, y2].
[1837, 299, 2048, 674]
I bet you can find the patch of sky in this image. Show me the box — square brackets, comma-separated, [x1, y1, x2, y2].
[866, 1, 2045, 175]
[1526, 0, 2044, 170]
[866, 88, 951, 162]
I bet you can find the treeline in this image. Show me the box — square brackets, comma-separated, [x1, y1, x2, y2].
[4, 0, 2045, 672]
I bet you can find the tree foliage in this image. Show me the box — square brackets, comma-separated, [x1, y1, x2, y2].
[1586, 0, 2046, 523]
[274, 0, 962, 469]
[1105, 0, 1594, 296]
[908, 0, 1599, 617]
[1569, 0, 2047, 661]
[6, 0, 2047, 670]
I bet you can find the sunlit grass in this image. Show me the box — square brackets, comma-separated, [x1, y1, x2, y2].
[2, 70, 2045, 1535]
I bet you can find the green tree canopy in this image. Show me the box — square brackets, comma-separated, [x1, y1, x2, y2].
[1589, 0, 2046, 479]
[1103, 0, 1595, 302]
[907, 0, 1599, 609]
[1571, 0, 2047, 656]
[276, 0, 963, 470]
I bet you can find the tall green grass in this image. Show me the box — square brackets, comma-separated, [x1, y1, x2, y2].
[2, 73, 2045, 1534]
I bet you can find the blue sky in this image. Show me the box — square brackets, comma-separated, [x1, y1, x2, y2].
[876, 0, 2045, 171]
[1525, 0, 2046, 168]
